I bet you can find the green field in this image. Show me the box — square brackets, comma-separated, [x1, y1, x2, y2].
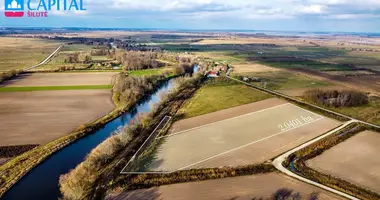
[0, 85, 112, 92]
[128, 68, 171, 76]
[177, 78, 271, 118]
[61, 44, 94, 53]
[330, 98, 380, 126]
[236, 71, 334, 91]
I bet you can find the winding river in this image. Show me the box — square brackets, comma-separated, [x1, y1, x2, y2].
[2, 79, 176, 200]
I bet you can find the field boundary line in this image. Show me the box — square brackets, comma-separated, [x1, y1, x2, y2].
[288, 103, 325, 120]
[120, 115, 172, 174]
[175, 117, 323, 171]
[156, 103, 290, 140]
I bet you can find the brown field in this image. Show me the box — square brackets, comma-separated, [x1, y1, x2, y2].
[288, 68, 380, 95]
[2, 72, 117, 87]
[143, 101, 340, 172]
[232, 63, 281, 73]
[108, 173, 343, 200]
[0, 37, 62, 71]
[0, 90, 114, 146]
[307, 130, 380, 194]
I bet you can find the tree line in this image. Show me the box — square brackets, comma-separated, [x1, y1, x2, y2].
[303, 89, 369, 108]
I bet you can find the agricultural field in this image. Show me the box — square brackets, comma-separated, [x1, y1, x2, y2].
[108, 173, 343, 200]
[2, 72, 116, 87]
[0, 37, 62, 71]
[0, 89, 114, 146]
[40, 44, 100, 69]
[176, 78, 271, 119]
[307, 130, 380, 194]
[231, 63, 281, 73]
[234, 71, 336, 94]
[132, 99, 340, 172]
[0, 72, 117, 147]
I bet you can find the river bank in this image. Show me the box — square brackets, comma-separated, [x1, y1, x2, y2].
[0, 75, 172, 199]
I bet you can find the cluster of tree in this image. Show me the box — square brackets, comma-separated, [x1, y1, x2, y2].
[90, 48, 109, 56]
[173, 63, 195, 76]
[303, 89, 369, 108]
[0, 69, 22, 84]
[112, 73, 167, 107]
[64, 52, 92, 64]
[115, 51, 165, 71]
[251, 188, 319, 200]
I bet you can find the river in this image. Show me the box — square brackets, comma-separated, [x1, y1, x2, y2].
[2, 79, 176, 200]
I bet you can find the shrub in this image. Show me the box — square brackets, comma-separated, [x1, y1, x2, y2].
[303, 89, 368, 108]
[59, 126, 134, 200]
[0, 69, 22, 84]
[112, 74, 166, 107]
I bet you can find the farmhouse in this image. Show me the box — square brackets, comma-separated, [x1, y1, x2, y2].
[207, 71, 219, 78]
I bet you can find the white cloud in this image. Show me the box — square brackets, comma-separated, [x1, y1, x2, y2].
[296, 4, 326, 14]
[325, 14, 380, 19]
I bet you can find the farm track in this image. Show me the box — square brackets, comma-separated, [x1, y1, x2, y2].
[227, 75, 380, 200]
[23, 44, 64, 71]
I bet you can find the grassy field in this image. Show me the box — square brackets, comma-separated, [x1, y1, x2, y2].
[236, 71, 334, 91]
[126, 68, 175, 76]
[0, 37, 62, 71]
[128, 68, 165, 76]
[61, 44, 94, 53]
[329, 98, 380, 126]
[177, 78, 271, 118]
[0, 85, 112, 92]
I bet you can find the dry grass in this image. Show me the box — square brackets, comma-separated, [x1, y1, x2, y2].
[232, 63, 281, 73]
[3, 72, 117, 87]
[0, 37, 62, 71]
[307, 130, 380, 194]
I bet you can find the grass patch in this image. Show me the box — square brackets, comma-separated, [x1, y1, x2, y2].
[178, 78, 271, 118]
[128, 68, 169, 76]
[61, 44, 94, 52]
[326, 98, 380, 126]
[0, 85, 112, 92]
[237, 71, 334, 90]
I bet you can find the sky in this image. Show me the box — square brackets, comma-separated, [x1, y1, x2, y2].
[1, 0, 380, 32]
